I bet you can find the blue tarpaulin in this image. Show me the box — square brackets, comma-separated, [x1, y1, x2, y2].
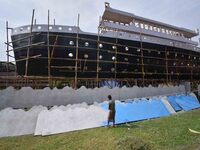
[175, 95, 200, 111]
[167, 95, 200, 111]
[167, 95, 183, 111]
[101, 99, 170, 125]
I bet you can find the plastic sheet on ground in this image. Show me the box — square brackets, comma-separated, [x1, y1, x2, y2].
[167, 95, 183, 111]
[175, 95, 200, 111]
[101, 99, 171, 125]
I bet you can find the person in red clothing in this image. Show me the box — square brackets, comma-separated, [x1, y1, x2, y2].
[107, 95, 116, 127]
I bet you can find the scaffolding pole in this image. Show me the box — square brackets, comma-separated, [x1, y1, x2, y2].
[165, 47, 169, 84]
[47, 10, 51, 86]
[96, 17, 101, 87]
[75, 14, 80, 89]
[139, 29, 145, 86]
[6, 21, 9, 86]
[114, 29, 118, 81]
[25, 9, 35, 77]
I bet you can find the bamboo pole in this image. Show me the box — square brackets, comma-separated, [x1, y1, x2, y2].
[25, 9, 35, 77]
[114, 29, 118, 81]
[47, 10, 51, 86]
[165, 47, 169, 84]
[75, 14, 80, 89]
[96, 16, 101, 87]
[139, 27, 145, 86]
[6, 21, 9, 86]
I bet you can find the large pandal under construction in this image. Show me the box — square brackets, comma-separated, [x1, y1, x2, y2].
[1, 2, 200, 89]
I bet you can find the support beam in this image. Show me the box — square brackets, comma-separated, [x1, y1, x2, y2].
[47, 10, 51, 86]
[75, 14, 80, 89]
[25, 9, 35, 77]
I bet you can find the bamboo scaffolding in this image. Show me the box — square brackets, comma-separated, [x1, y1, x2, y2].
[114, 29, 118, 80]
[25, 9, 35, 77]
[6, 21, 9, 86]
[3, 13, 199, 89]
[139, 28, 145, 86]
[96, 17, 101, 87]
[47, 10, 51, 86]
[8, 32, 41, 44]
[75, 14, 80, 89]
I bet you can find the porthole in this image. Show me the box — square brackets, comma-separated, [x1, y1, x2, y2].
[99, 43, 103, 48]
[38, 26, 42, 30]
[112, 45, 116, 50]
[124, 58, 128, 61]
[85, 42, 89, 47]
[99, 55, 103, 59]
[125, 47, 129, 51]
[112, 56, 116, 61]
[137, 49, 140, 52]
[49, 26, 53, 30]
[84, 54, 88, 59]
[69, 41, 74, 45]
[68, 27, 72, 31]
[58, 27, 62, 30]
[68, 53, 73, 57]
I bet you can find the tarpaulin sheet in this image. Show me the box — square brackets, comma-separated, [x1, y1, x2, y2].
[167, 95, 182, 111]
[101, 99, 170, 125]
[175, 95, 200, 111]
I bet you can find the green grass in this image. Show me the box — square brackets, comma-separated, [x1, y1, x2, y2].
[0, 109, 200, 150]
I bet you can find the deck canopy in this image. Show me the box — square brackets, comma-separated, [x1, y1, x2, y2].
[102, 2, 199, 38]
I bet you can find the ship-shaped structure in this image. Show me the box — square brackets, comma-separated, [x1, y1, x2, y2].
[10, 2, 200, 88]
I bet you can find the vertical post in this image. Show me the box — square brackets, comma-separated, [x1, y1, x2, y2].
[139, 29, 145, 86]
[25, 9, 35, 77]
[34, 19, 36, 25]
[165, 47, 169, 84]
[47, 10, 51, 86]
[114, 29, 118, 81]
[6, 21, 9, 86]
[53, 19, 55, 25]
[96, 18, 100, 87]
[75, 14, 80, 89]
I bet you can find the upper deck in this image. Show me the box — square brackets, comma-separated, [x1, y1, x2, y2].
[100, 2, 199, 47]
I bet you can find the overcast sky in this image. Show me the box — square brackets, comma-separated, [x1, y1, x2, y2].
[0, 0, 200, 61]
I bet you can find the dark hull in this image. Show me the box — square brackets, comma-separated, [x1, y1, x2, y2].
[12, 32, 200, 81]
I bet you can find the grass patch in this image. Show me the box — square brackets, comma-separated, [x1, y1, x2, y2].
[0, 109, 200, 150]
